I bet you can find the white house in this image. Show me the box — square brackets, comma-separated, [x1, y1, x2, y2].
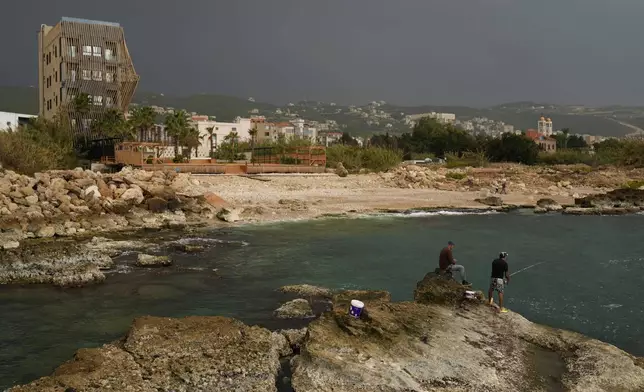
[191, 116, 252, 158]
[0, 111, 37, 131]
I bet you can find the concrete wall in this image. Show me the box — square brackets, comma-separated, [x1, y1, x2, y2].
[0, 111, 37, 131]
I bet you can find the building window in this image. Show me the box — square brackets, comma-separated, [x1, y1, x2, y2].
[92, 46, 102, 57]
[82, 45, 92, 56]
[232, 127, 237, 131]
[93, 96, 103, 106]
[82, 70, 91, 81]
[71, 119, 76, 127]
[105, 96, 113, 107]
[55, 96, 58, 106]
[55, 71, 58, 83]
[104, 48, 115, 61]
[68, 45, 77, 58]
[92, 70, 102, 81]
[265, 132, 270, 137]
[70, 69, 77, 82]
[105, 72, 113, 83]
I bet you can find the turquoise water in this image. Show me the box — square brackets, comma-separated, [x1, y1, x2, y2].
[1, 212, 643, 389]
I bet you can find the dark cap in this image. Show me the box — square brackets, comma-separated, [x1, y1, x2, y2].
[448, 241, 455, 246]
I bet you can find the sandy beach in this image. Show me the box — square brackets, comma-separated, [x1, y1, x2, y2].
[201, 163, 643, 222]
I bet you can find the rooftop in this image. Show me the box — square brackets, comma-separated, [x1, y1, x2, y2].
[61, 16, 120, 27]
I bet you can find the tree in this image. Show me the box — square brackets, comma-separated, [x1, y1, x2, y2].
[181, 127, 202, 160]
[73, 94, 91, 115]
[216, 131, 240, 162]
[164, 110, 191, 157]
[92, 109, 131, 140]
[128, 106, 156, 142]
[206, 126, 217, 158]
[566, 135, 588, 149]
[486, 134, 539, 165]
[249, 127, 258, 157]
[340, 132, 358, 146]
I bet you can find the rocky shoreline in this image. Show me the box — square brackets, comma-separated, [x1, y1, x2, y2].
[2, 165, 643, 287]
[10, 273, 644, 391]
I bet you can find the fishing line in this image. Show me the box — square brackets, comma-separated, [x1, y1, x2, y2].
[510, 261, 546, 277]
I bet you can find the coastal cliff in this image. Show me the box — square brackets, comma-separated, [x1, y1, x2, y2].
[10, 273, 644, 391]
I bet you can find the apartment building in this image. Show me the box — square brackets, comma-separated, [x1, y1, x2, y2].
[38, 17, 139, 140]
[191, 116, 252, 158]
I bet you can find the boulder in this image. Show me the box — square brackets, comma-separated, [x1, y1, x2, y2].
[335, 162, 349, 178]
[120, 188, 144, 205]
[217, 207, 241, 223]
[274, 298, 314, 319]
[536, 198, 562, 212]
[35, 226, 56, 238]
[83, 185, 101, 200]
[204, 192, 230, 209]
[474, 196, 503, 207]
[136, 254, 172, 267]
[1, 240, 20, 250]
[278, 284, 333, 298]
[146, 197, 168, 213]
[24, 195, 39, 205]
[280, 328, 308, 350]
[10, 316, 285, 392]
[96, 178, 112, 198]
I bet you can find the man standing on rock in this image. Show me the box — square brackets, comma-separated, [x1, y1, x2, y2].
[439, 241, 470, 286]
[488, 252, 510, 313]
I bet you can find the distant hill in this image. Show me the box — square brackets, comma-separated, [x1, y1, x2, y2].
[0, 86, 640, 137]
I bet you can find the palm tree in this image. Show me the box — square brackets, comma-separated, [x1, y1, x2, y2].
[249, 127, 258, 161]
[128, 106, 156, 142]
[181, 127, 202, 160]
[164, 110, 191, 158]
[92, 109, 132, 140]
[206, 126, 217, 158]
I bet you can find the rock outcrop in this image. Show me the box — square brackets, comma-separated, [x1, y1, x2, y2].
[278, 284, 334, 298]
[290, 272, 644, 392]
[9, 316, 287, 392]
[0, 240, 114, 286]
[11, 275, 644, 391]
[575, 188, 644, 209]
[274, 298, 314, 319]
[535, 197, 563, 213]
[0, 167, 236, 251]
[136, 254, 172, 267]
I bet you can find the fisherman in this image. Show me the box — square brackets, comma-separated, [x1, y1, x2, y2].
[488, 252, 510, 313]
[439, 241, 470, 286]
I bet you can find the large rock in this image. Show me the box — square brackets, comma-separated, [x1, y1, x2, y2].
[120, 187, 145, 205]
[274, 298, 314, 319]
[217, 207, 241, 223]
[335, 162, 349, 177]
[278, 284, 333, 298]
[290, 275, 644, 392]
[10, 316, 285, 392]
[576, 188, 644, 209]
[146, 196, 168, 213]
[475, 196, 504, 207]
[536, 198, 563, 212]
[136, 254, 172, 267]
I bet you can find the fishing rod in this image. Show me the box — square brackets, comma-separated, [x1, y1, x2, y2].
[510, 261, 545, 277]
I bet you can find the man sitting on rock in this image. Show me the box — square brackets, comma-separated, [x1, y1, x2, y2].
[439, 241, 470, 286]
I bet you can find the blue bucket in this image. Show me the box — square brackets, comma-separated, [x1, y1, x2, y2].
[349, 300, 364, 318]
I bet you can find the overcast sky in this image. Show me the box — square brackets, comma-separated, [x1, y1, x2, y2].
[2, 0, 644, 106]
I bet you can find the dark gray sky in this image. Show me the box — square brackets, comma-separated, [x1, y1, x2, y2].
[2, 0, 644, 106]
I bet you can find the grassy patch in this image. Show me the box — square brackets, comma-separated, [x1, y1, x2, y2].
[326, 145, 402, 172]
[445, 172, 467, 180]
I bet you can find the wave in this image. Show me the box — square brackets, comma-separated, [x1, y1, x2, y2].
[371, 210, 499, 219]
[169, 237, 250, 246]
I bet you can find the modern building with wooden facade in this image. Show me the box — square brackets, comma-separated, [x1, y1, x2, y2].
[38, 17, 139, 142]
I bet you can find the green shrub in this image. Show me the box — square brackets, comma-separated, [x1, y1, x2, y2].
[0, 116, 77, 175]
[279, 156, 302, 165]
[326, 145, 402, 172]
[445, 151, 488, 168]
[537, 150, 593, 165]
[445, 171, 467, 180]
[360, 147, 403, 172]
[624, 180, 644, 189]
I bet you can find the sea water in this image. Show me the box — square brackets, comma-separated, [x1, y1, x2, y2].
[0, 212, 643, 388]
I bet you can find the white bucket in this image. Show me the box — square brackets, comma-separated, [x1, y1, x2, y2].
[349, 299, 364, 318]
